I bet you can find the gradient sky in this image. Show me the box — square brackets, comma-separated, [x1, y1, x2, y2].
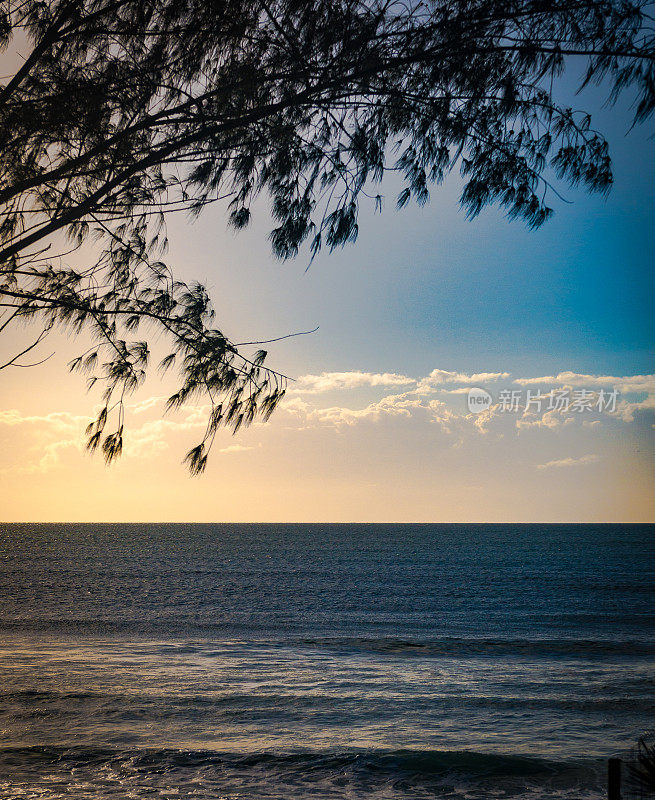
[1, 75, 654, 522]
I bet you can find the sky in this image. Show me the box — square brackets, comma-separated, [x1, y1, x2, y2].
[1, 76, 654, 522]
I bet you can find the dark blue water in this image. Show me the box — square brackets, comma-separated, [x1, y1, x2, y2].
[0, 523, 653, 798]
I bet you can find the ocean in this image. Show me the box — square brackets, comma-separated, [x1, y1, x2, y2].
[0, 522, 652, 799]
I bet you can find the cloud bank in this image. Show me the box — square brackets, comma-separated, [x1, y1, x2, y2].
[1, 366, 653, 475]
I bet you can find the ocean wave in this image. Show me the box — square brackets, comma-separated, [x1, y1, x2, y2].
[2, 623, 651, 659]
[0, 744, 604, 781]
[0, 687, 650, 716]
[298, 635, 655, 658]
[0, 745, 607, 800]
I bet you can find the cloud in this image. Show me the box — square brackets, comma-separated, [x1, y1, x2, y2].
[2, 366, 652, 475]
[434, 386, 488, 395]
[0, 409, 86, 474]
[123, 407, 208, 458]
[280, 363, 655, 438]
[0, 403, 208, 468]
[0, 438, 82, 475]
[514, 372, 655, 393]
[289, 368, 655, 405]
[0, 409, 87, 431]
[417, 369, 510, 392]
[291, 371, 415, 394]
[129, 396, 165, 414]
[615, 393, 655, 422]
[280, 390, 462, 431]
[516, 408, 573, 430]
[537, 454, 600, 469]
[302, 392, 423, 426]
[218, 444, 256, 454]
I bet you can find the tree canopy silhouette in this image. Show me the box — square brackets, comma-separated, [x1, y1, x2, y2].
[0, 0, 653, 471]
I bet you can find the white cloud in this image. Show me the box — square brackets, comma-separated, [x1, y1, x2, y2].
[0, 438, 82, 475]
[417, 369, 510, 392]
[279, 363, 655, 438]
[304, 392, 421, 426]
[129, 396, 165, 414]
[537, 454, 600, 469]
[124, 407, 208, 458]
[0, 403, 208, 468]
[514, 372, 655, 393]
[218, 444, 256, 454]
[0, 409, 87, 431]
[279, 390, 462, 435]
[291, 371, 415, 394]
[1, 365, 652, 475]
[434, 386, 483, 395]
[615, 393, 655, 422]
[289, 367, 655, 404]
[0, 409, 86, 473]
[516, 408, 573, 430]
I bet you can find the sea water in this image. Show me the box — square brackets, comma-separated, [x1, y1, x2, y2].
[0, 523, 653, 798]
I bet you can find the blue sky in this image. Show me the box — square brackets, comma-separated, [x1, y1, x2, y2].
[163, 77, 654, 381]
